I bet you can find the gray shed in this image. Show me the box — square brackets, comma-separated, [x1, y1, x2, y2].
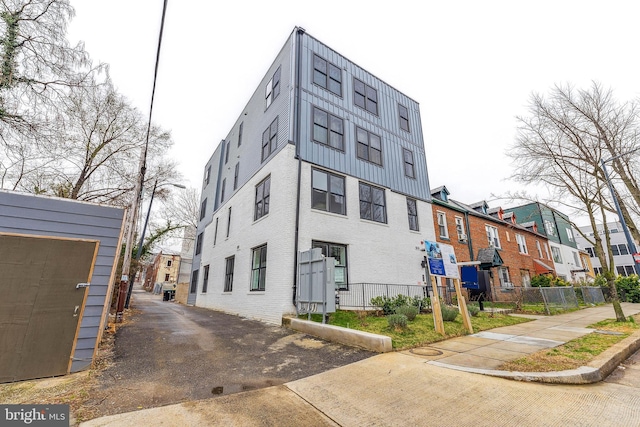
[0, 190, 125, 382]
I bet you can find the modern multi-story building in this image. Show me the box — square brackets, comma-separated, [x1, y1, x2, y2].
[189, 28, 436, 324]
[504, 203, 588, 282]
[576, 222, 639, 277]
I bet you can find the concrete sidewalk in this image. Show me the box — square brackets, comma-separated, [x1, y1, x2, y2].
[80, 303, 640, 427]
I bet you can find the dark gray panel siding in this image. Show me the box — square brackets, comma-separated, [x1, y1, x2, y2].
[0, 191, 125, 372]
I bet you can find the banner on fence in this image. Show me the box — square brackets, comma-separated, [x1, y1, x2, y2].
[424, 240, 459, 279]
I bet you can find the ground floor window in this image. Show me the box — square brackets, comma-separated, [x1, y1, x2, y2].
[498, 267, 512, 288]
[312, 240, 348, 290]
[202, 265, 210, 293]
[251, 245, 268, 291]
[520, 269, 531, 287]
[224, 256, 234, 292]
[190, 269, 199, 293]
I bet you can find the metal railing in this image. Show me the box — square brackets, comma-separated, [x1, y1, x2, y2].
[337, 283, 429, 310]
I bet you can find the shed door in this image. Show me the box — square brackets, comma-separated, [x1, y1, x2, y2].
[0, 234, 98, 383]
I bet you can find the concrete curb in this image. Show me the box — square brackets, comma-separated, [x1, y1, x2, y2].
[429, 328, 640, 384]
[283, 317, 392, 353]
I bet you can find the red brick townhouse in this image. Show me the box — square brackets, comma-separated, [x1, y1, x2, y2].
[430, 186, 556, 302]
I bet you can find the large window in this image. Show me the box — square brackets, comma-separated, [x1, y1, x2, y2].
[551, 246, 563, 263]
[398, 104, 410, 132]
[313, 54, 341, 96]
[251, 245, 268, 291]
[354, 78, 378, 115]
[262, 117, 279, 162]
[612, 244, 629, 256]
[437, 212, 448, 239]
[485, 225, 501, 248]
[224, 256, 234, 292]
[544, 219, 555, 236]
[312, 169, 345, 215]
[359, 182, 386, 223]
[403, 148, 415, 178]
[190, 269, 199, 293]
[498, 267, 511, 287]
[202, 265, 209, 293]
[254, 176, 271, 220]
[356, 126, 382, 166]
[407, 198, 418, 231]
[585, 247, 595, 257]
[313, 241, 348, 290]
[516, 234, 528, 254]
[312, 107, 344, 150]
[265, 66, 280, 109]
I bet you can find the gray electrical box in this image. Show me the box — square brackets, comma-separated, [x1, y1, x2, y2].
[297, 248, 336, 320]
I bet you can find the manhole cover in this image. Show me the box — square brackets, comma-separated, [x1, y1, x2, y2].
[410, 348, 443, 356]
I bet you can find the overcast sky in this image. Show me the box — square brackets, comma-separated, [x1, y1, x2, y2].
[67, 0, 640, 223]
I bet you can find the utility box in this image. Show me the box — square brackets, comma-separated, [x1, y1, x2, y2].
[297, 248, 336, 318]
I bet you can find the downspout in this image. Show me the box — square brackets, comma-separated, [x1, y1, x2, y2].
[292, 27, 305, 311]
[464, 211, 474, 261]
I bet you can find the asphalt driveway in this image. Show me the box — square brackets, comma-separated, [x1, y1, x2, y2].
[86, 286, 373, 417]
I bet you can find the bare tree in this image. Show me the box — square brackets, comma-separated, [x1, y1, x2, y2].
[508, 82, 639, 321]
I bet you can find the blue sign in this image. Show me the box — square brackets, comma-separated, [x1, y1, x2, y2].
[461, 265, 479, 289]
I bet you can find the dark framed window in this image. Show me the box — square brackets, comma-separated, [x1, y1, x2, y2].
[226, 206, 232, 238]
[312, 241, 348, 290]
[190, 269, 199, 293]
[254, 176, 271, 220]
[224, 256, 234, 292]
[265, 66, 281, 109]
[195, 232, 203, 255]
[312, 169, 345, 215]
[398, 104, 410, 132]
[238, 122, 243, 146]
[234, 163, 240, 190]
[356, 126, 382, 166]
[359, 182, 386, 223]
[213, 218, 219, 245]
[313, 54, 341, 96]
[407, 198, 418, 231]
[225, 140, 230, 164]
[200, 198, 207, 220]
[403, 148, 415, 178]
[262, 117, 279, 162]
[251, 245, 268, 291]
[164, 273, 170, 281]
[202, 265, 210, 293]
[204, 165, 211, 186]
[353, 78, 378, 115]
[618, 244, 629, 255]
[220, 178, 226, 203]
[312, 106, 344, 151]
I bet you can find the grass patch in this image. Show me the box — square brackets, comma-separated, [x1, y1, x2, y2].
[301, 309, 532, 350]
[500, 315, 640, 372]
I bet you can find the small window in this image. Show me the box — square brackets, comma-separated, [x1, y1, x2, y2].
[226, 206, 232, 238]
[313, 54, 341, 96]
[164, 273, 170, 281]
[585, 247, 595, 257]
[516, 234, 528, 254]
[521, 270, 531, 287]
[224, 257, 234, 292]
[312, 169, 345, 215]
[251, 245, 268, 291]
[455, 216, 466, 241]
[202, 265, 210, 293]
[356, 126, 382, 166]
[551, 246, 563, 263]
[536, 240, 543, 258]
[498, 267, 511, 287]
[204, 165, 211, 186]
[262, 117, 279, 162]
[618, 244, 629, 255]
[213, 218, 219, 246]
[254, 176, 271, 220]
[200, 198, 207, 221]
[407, 198, 418, 231]
[190, 269, 199, 293]
[403, 148, 415, 178]
[566, 227, 574, 242]
[312, 106, 344, 151]
[195, 232, 203, 255]
[485, 225, 501, 249]
[398, 104, 410, 132]
[234, 163, 240, 190]
[225, 140, 230, 164]
[313, 241, 348, 290]
[544, 219, 555, 236]
[359, 182, 386, 223]
[437, 212, 448, 239]
[573, 251, 580, 265]
[238, 122, 243, 146]
[611, 245, 620, 256]
[220, 178, 226, 203]
[353, 78, 378, 115]
[265, 66, 281, 109]
[167, 260, 172, 267]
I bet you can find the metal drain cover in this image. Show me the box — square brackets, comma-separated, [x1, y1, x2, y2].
[410, 348, 443, 356]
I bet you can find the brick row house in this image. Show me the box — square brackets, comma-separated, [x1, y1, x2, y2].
[430, 186, 557, 301]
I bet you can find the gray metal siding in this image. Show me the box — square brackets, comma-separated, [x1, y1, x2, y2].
[297, 34, 431, 201]
[0, 191, 125, 372]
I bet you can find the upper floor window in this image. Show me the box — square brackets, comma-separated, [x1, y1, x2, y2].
[455, 216, 466, 241]
[398, 104, 410, 132]
[312, 169, 345, 215]
[545, 243, 551, 260]
[233, 163, 240, 190]
[573, 251, 580, 265]
[195, 232, 203, 255]
[485, 225, 501, 249]
[265, 66, 281, 109]
[204, 165, 211, 186]
[220, 178, 226, 203]
[403, 148, 415, 178]
[516, 234, 528, 254]
[407, 198, 418, 231]
[566, 227, 574, 242]
[313, 54, 341, 96]
[200, 198, 207, 221]
[353, 78, 378, 115]
[167, 260, 172, 267]
[359, 182, 386, 223]
[544, 219, 555, 236]
[262, 117, 279, 162]
[551, 246, 563, 263]
[356, 126, 382, 166]
[238, 122, 243, 146]
[226, 206, 232, 238]
[313, 107, 344, 151]
[225, 140, 230, 164]
[254, 176, 271, 220]
[585, 247, 595, 257]
[536, 240, 543, 258]
[437, 212, 448, 239]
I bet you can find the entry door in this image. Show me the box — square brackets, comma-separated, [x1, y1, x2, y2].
[0, 234, 98, 383]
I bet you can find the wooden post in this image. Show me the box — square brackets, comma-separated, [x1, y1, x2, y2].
[430, 276, 445, 335]
[454, 278, 473, 334]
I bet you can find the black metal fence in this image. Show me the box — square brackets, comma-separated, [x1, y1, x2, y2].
[337, 283, 429, 311]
